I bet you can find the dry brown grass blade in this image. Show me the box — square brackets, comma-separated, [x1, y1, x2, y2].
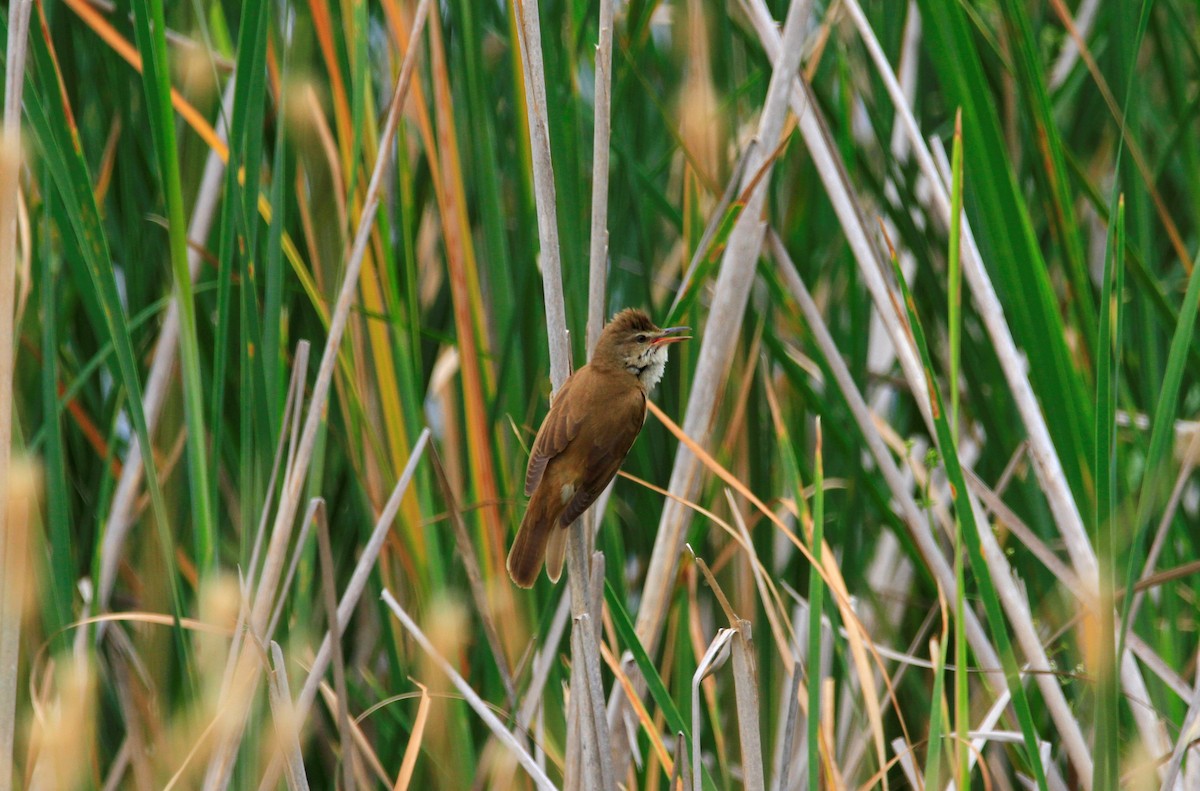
[307, 0, 354, 175]
[314, 504, 357, 791]
[392, 680, 431, 791]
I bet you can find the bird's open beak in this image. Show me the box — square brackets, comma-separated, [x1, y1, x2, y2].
[652, 327, 691, 345]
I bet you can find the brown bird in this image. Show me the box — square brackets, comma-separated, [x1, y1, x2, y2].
[507, 309, 690, 588]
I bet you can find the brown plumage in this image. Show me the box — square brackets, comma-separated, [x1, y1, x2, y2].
[507, 309, 689, 588]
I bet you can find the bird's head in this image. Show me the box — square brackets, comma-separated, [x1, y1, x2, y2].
[594, 308, 690, 390]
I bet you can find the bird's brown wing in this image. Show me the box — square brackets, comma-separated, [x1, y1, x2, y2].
[558, 383, 646, 526]
[525, 374, 583, 497]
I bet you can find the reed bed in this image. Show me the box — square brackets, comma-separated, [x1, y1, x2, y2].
[2, 0, 1199, 788]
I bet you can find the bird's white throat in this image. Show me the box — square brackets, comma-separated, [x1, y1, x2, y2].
[626, 344, 671, 390]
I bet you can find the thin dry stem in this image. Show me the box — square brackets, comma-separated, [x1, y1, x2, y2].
[315, 506, 356, 791]
[586, 0, 614, 357]
[514, 0, 569, 389]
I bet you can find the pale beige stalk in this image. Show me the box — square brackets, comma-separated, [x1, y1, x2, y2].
[0, 2, 33, 784]
[514, 0, 615, 786]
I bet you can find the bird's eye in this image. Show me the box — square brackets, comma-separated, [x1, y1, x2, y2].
[636, 334, 647, 343]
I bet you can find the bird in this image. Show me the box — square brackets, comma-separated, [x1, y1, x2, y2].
[506, 309, 690, 588]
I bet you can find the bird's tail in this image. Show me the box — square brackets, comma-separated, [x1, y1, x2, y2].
[507, 484, 566, 588]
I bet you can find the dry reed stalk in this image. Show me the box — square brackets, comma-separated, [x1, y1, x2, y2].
[586, 0, 615, 357]
[730, 622, 766, 791]
[0, 4, 33, 784]
[314, 507, 356, 791]
[514, 0, 617, 785]
[513, 0, 569, 386]
[771, 663, 802, 791]
[266, 642, 310, 791]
